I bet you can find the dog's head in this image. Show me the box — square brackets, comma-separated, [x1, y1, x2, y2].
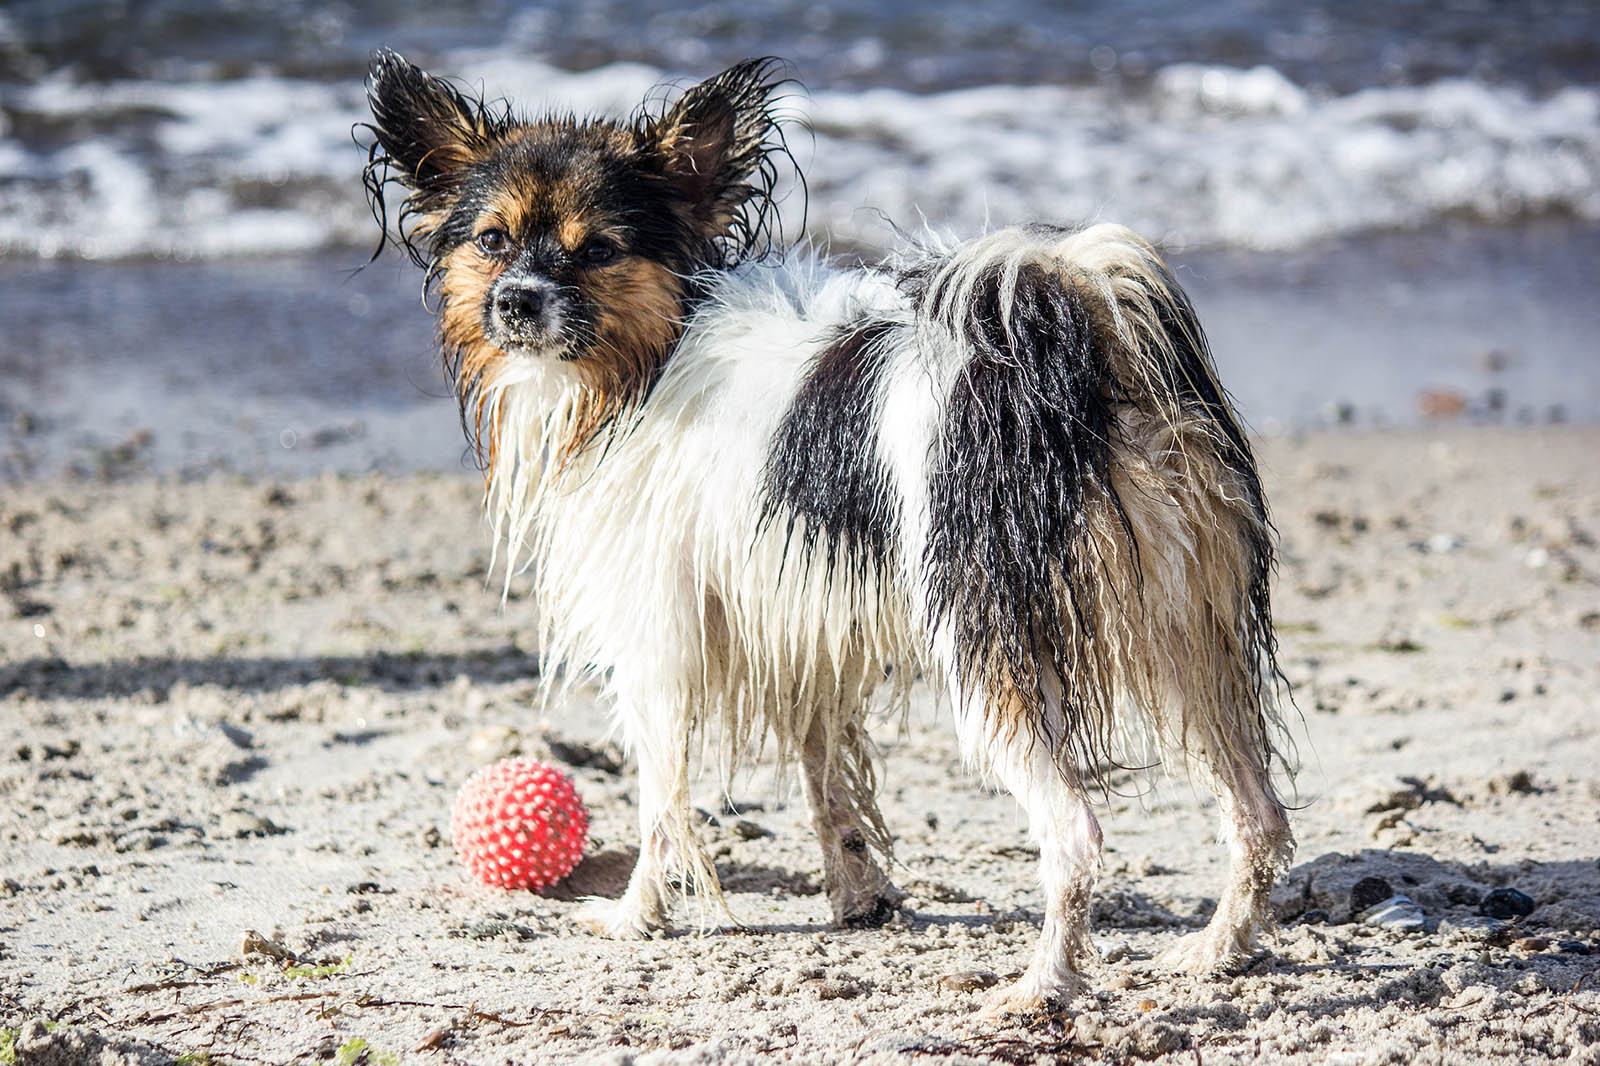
[362, 51, 791, 453]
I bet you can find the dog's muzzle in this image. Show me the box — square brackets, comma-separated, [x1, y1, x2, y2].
[487, 276, 564, 352]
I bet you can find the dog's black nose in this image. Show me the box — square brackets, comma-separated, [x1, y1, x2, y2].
[495, 283, 546, 324]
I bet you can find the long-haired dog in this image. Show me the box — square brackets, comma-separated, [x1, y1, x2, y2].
[362, 51, 1293, 1013]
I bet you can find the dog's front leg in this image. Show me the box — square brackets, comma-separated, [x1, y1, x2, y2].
[946, 668, 1101, 1016]
[575, 722, 674, 938]
[575, 690, 721, 937]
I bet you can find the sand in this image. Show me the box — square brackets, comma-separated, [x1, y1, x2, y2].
[2, 426, 1598, 1065]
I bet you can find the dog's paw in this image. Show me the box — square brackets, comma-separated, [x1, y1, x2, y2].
[836, 880, 906, 929]
[979, 968, 1088, 1019]
[1155, 927, 1257, 975]
[840, 892, 903, 929]
[573, 897, 666, 940]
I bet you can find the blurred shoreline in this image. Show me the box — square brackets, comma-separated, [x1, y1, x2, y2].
[4, 5, 1595, 480]
[2, 218, 1596, 485]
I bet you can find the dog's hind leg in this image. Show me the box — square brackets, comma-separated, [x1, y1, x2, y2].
[1158, 727, 1292, 973]
[1130, 440, 1293, 974]
[985, 782, 1101, 1015]
[798, 707, 903, 928]
[952, 671, 1102, 1016]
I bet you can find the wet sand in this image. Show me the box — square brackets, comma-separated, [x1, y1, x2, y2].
[2, 426, 1598, 1064]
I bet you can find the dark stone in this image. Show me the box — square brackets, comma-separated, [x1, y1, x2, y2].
[733, 819, 771, 841]
[1299, 908, 1329, 925]
[1557, 940, 1591, 955]
[1350, 876, 1393, 913]
[456, 919, 540, 941]
[546, 736, 625, 775]
[1479, 887, 1536, 919]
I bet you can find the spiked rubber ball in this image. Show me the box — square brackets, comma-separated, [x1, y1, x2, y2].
[451, 758, 589, 891]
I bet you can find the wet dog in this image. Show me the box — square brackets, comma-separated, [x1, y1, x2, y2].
[362, 51, 1292, 1012]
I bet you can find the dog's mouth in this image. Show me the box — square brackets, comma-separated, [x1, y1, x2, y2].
[489, 331, 577, 361]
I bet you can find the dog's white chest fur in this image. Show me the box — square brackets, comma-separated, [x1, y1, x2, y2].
[487, 253, 918, 712]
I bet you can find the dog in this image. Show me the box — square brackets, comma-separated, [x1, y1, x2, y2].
[362, 51, 1294, 1014]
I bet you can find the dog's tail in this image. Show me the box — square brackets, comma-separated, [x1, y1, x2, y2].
[913, 223, 1284, 786]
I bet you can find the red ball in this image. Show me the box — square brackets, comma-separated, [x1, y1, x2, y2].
[450, 758, 589, 891]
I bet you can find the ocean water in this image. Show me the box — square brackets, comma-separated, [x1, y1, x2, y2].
[1, 1, 1597, 478]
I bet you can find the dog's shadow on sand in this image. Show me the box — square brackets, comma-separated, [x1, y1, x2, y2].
[0, 647, 541, 701]
[546, 848, 1599, 958]
[546, 848, 1201, 939]
[546, 850, 823, 905]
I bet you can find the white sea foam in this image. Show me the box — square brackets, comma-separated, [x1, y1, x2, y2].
[803, 66, 1600, 251]
[0, 57, 1595, 259]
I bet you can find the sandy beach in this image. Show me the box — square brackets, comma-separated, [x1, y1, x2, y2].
[4, 2, 1597, 1061]
[2, 426, 1598, 1065]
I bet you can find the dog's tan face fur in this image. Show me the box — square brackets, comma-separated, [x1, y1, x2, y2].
[364, 54, 786, 458]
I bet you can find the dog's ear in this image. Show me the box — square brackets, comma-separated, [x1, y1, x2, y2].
[643, 58, 790, 255]
[366, 49, 507, 206]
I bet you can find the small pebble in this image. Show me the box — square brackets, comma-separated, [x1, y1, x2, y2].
[937, 969, 998, 993]
[1449, 984, 1493, 1009]
[1439, 915, 1505, 941]
[1512, 936, 1549, 954]
[459, 919, 540, 941]
[1557, 940, 1591, 955]
[732, 819, 771, 840]
[1486, 771, 1537, 796]
[216, 811, 284, 839]
[240, 929, 295, 962]
[1478, 887, 1535, 920]
[820, 977, 869, 1001]
[1359, 894, 1425, 932]
[1130, 1021, 1186, 1059]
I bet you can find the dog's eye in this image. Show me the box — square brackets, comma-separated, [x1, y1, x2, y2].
[476, 228, 509, 256]
[580, 238, 619, 266]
